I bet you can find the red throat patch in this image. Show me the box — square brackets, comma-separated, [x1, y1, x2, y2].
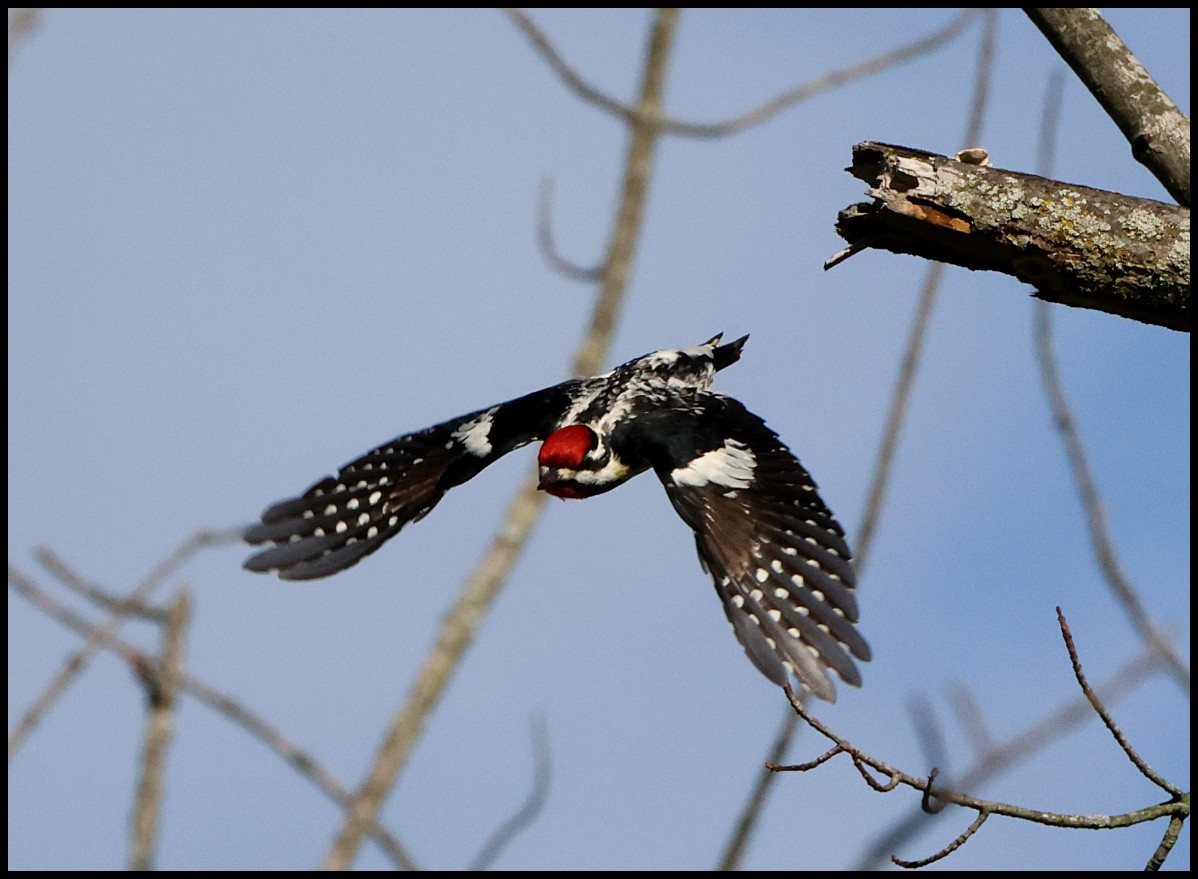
[538, 425, 597, 469]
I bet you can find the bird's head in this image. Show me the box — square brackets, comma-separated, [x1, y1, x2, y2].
[623, 332, 749, 386]
[537, 424, 635, 499]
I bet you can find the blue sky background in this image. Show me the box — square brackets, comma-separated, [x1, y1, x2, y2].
[8, 8, 1189, 871]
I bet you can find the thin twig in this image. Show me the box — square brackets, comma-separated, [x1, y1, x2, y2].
[129, 585, 191, 871]
[1147, 814, 1187, 872]
[1029, 69, 1188, 690]
[854, 646, 1164, 869]
[34, 545, 168, 621]
[1023, 8, 1190, 206]
[319, 10, 682, 870]
[891, 810, 988, 869]
[537, 177, 605, 283]
[7, 563, 418, 870]
[1055, 607, 1182, 797]
[781, 684, 1186, 848]
[504, 8, 636, 123]
[467, 716, 553, 871]
[716, 709, 799, 871]
[658, 9, 982, 139]
[8, 526, 245, 761]
[506, 9, 982, 140]
[908, 694, 949, 784]
[855, 7, 996, 563]
[8, 8, 40, 68]
[947, 681, 994, 758]
[719, 13, 999, 869]
[1033, 290, 1189, 688]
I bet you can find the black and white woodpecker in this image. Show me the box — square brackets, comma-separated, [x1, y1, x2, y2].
[244, 334, 869, 701]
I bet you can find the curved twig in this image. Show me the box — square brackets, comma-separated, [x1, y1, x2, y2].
[537, 177, 604, 283]
[1056, 608, 1182, 797]
[507, 8, 983, 141]
[659, 9, 982, 139]
[467, 716, 553, 870]
[892, 810, 988, 869]
[854, 646, 1164, 869]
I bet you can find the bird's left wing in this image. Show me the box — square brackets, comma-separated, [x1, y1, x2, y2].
[243, 381, 581, 580]
[613, 393, 869, 701]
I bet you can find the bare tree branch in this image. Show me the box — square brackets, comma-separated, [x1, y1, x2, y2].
[319, 10, 682, 870]
[8, 527, 245, 761]
[34, 545, 168, 622]
[467, 716, 553, 871]
[1034, 289, 1190, 687]
[853, 647, 1164, 869]
[129, 585, 191, 871]
[716, 709, 799, 871]
[720, 13, 999, 869]
[1023, 8, 1190, 207]
[1056, 607, 1182, 797]
[7, 8, 40, 69]
[504, 8, 635, 124]
[7, 563, 419, 870]
[507, 8, 983, 140]
[778, 609, 1189, 870]
[537, 177, 605, 283]
[658, 9, 982, 139]
[835, 141, 1190, 331]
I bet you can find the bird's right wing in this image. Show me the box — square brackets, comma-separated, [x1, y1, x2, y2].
[613, 393, 868, 701]
[243, 380, 582, 581]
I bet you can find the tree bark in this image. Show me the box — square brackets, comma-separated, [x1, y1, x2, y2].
[835, 142, 1190, 332]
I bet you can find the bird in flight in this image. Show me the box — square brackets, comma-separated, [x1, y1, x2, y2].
[244, 334, 869, 701]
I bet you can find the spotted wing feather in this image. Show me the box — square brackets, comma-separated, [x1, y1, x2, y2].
[616, 393, 868, 701]
[244, 383, 580, 580]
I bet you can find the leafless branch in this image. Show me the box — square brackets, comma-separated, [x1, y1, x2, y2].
[716, 709, 799, 871]
[1034, 285, 1189, 683]
[507, 8, 982, 140]
[537, 177, 605, 283]
[1023, 8, 1190, 206]
[1056, 607, 1182, 797]
[319, 10, 682, 870]
[854, 646, 1164, 869]
[468, 716, 553, 871]
[836, 141, 1190, 331]
[947, 681, 994, 758]
[504, 8, 636, 124]
[658, 9, 983, 139]
[8, 527, 245, 761]
[34, 545, 168, 622]
[129, 585, 191, 871]
[853, 10, 996, 568]
[1029, 68, 1189, 688]
[892, 809, 988, 869]
[908, 694, 949, 781]
[7, 562, 419, 870]
[720, 13, 998, 869]
[778, 646, 1187, 868]
[8, 8, 40, 69]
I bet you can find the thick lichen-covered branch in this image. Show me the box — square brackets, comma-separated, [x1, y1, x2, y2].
[835, 142, 1190, 331]
[1023, 8, 1190, 206]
